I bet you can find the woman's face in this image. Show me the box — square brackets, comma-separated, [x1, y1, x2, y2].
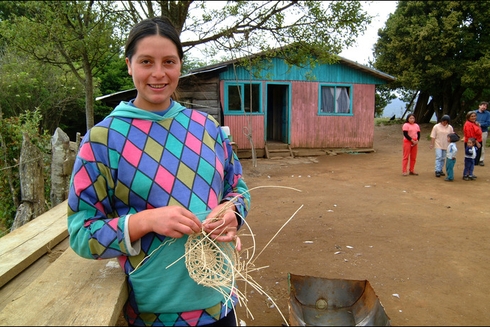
[126, 34, 182, 111]
[408, 115, 415, 123]
[469, 113, 477, 122]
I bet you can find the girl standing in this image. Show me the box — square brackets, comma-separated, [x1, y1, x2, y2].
[67, 17, 250, 326]
[463, 138, 477, 180]
[402, 114, 421, 176]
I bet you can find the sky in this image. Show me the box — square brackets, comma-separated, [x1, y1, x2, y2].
[339, 1, 398, 65]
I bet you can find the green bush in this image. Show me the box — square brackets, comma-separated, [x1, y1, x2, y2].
[0, 109, 51, 236]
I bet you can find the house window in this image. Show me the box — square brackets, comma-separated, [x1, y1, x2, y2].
[319, 85, 352, 115]
[226, 83, 261, 113]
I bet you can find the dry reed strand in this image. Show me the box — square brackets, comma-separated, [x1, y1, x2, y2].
[170, 185, 303, 326]
[130, 185, 303, 326]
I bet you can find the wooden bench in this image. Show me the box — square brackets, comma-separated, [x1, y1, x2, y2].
[0, 200, 127, 326]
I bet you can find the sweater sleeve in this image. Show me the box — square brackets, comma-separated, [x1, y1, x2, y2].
[219, 131, 251, 229]
[67, 141, 134, 260]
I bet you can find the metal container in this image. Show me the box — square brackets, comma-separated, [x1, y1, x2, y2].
[288, 273, 391, 326]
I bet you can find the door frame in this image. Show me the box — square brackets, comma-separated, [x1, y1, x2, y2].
[265, 82, 291, 144]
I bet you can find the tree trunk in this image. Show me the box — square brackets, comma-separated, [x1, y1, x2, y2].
[413, 91, 432, 123]
[84, 58, 95, 131]
[11, 133, 45, 231]
[448, 85, 466, 125]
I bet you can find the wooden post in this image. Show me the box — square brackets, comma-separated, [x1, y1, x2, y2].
[50, 128, 74, 206]
[10, 133, 45, 231]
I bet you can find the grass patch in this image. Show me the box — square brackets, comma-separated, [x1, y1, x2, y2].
[375, 117, 404, 126]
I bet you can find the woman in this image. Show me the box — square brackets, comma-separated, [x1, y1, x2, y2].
[67, 17, 250, 326]
[429, 115, 453, 177]
[463, 111, 482, 177]
[402, 113, 421, 176]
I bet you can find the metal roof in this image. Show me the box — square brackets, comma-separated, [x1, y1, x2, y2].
[96, 49, 395, 107]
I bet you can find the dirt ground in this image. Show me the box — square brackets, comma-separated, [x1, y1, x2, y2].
[233, 123, 490, 326]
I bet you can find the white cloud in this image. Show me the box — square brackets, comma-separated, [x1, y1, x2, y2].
[339, 1, 398, 65]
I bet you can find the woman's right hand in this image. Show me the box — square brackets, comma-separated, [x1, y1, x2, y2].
[128, 206, 202, 242]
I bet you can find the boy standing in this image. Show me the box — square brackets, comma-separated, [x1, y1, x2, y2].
[445, 133, 459, 182]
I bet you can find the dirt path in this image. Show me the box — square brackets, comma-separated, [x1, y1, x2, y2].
[235, 123, 490, 326]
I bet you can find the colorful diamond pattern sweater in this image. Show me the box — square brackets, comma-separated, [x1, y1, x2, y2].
[67, 100, 250, 326]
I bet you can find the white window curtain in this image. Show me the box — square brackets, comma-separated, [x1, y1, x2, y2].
[337, 87, 350, 113]
[321, 87, 335, 113]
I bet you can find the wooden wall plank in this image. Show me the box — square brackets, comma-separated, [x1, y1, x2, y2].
[224, 115, 265, 149]
[290, 82, 375, 148]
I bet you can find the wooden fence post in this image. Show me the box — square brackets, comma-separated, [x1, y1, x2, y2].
[10, 133, 45, 231]
[50, 127, 75, 206]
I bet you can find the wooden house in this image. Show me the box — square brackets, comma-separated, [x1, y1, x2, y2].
[97, 52, 395, 158]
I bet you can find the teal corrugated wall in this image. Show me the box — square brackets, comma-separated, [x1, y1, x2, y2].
[220, 57, 386, 84]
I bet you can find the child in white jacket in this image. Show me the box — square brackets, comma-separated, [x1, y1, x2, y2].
[445, 133, 459, 181]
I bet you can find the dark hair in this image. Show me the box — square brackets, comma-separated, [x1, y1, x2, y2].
[441, 115, 450, 122]
[480, 101, 488, 106]
[448, 133, 459, 142]
[125, 17, 184, 62]
[405, 113, 415, 122]
[468, 137, 476, 144]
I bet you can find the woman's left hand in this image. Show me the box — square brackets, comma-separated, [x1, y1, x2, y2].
[202, 202, 239, 245]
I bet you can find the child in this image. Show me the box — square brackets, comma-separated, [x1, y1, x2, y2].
[463, 137, 477, 181]
[402, 114, 421, 176]
[445, 133, 459, 182]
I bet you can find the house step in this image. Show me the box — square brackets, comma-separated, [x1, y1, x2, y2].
[268, 149, 291, 153]
[264, 142, 294, 159]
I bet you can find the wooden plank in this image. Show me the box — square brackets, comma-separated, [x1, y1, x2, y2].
[0, 238, 70, 312]
[178, 91, 218, 100]
[0, 247, 127, 326]
[0, 200, 69, 288]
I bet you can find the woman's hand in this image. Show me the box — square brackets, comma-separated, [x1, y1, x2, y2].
[202, 202, 240, 247]
[128, 206, 202, 242]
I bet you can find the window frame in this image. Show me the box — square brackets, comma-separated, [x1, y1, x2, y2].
[318, 84, 354, 116]
[224, 82, 263, 115]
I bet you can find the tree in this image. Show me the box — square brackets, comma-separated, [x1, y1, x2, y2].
[375, 85, 396, 118]
[120, 1, 372, 66]
[373, 1, 490, 124]
[0, 48, 85, 134]
[1, 1, 125, 131]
